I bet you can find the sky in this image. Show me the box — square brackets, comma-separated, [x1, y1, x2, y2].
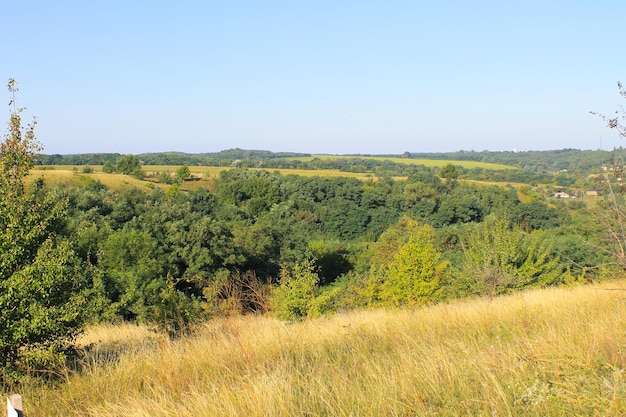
[1, 0, 625, 155]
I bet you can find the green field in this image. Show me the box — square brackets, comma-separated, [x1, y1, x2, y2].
[289, 154, 517, 170]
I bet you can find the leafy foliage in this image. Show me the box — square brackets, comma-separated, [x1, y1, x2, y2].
[175, 164, 191, 183]
[270, 259, 320, 320]
[460, 217, 563, 296]
[0, 80, 93, 379]
[115, 154, 143, 178]
[34, 160, 592, 329]
[359, 219, 449, 306]
[379, 223, 448, 305]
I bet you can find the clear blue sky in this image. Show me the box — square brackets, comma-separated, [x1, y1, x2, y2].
[1, 0, 625, 155]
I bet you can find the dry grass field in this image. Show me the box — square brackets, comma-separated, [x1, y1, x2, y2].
[14, 279, 626, 416]
[29, 167, 165, 190]
[31, 154, 517, 191]
[29, 165, 395, 193]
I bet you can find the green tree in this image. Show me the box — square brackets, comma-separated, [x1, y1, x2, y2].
[511, 200, 565, 231]
[439, 163, 459, 179]
[116, 154, 143, 178]
[99, 230, 164, 320]
[102, 160, 114, 173]
[270, 259, 320, 320]
[460, 216, 562, 296]
[379, 223, 448, 305]
[175, 164, 191, 183]
[0, 79, 92, 378]
[358, 218, 448, 306]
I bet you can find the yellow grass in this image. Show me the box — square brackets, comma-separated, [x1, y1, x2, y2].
[28, 169, 164, 191]
[30, 166, 396, 192]
[14, 280, 626, 416]
[31, 163, 525, 195]
[29, 167, 215, 192]
[145, 165, 379, 181]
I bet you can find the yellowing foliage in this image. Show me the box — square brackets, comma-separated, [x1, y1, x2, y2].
[380, 225, 448, 305]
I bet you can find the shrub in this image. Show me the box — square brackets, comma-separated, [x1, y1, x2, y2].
[102, 161, 114, 173]
[379, 225, 449, 305]
[270, 259, 319, 320]
[460, 216, 563, 296]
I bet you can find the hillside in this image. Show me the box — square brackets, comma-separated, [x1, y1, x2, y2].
[19, 280, 626, 416]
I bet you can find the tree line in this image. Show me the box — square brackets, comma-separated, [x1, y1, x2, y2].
[36, 148, 616, 179]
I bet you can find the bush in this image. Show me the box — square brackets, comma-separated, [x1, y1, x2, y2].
[460, 216, 563, 296]
[116, 154, 141, 175]
[270, 259, 319, 320]
[175, 164, 191, 183]
[102, 161, 114, 173]
[379, 224, 449, 305]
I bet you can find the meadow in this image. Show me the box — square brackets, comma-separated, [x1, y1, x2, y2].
[145, 165, 383, 181]
[29, 168, 166, 190]
[16, 279, 626, 416]
[29, 160, 521, 193]
[29, 165, 397, 192]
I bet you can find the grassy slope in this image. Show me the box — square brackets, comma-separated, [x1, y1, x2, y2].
[29, 166, 387, 192]
[19, 280, 626, 416]
[30, 158, 518, 193]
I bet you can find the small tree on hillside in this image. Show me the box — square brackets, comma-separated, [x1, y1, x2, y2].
[360, 218, 449, 306]
[175, 164, 191, 183]
[102, 160, 114, 173]
[270, 259, 320, 320]
[116, 154, 143, 179]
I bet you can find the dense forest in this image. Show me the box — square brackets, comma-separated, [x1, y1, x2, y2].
[14, 158, 620, 328]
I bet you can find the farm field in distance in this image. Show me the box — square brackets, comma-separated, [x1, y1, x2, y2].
[29, 162, 540, 195]
[29, 155, 518, 193]
[30, 165, 402, 192]
[143, 165, 388, 181]
[288, 154, 517, 170]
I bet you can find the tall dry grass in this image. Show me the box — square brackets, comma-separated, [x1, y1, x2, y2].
[15, 280, 626, 416]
